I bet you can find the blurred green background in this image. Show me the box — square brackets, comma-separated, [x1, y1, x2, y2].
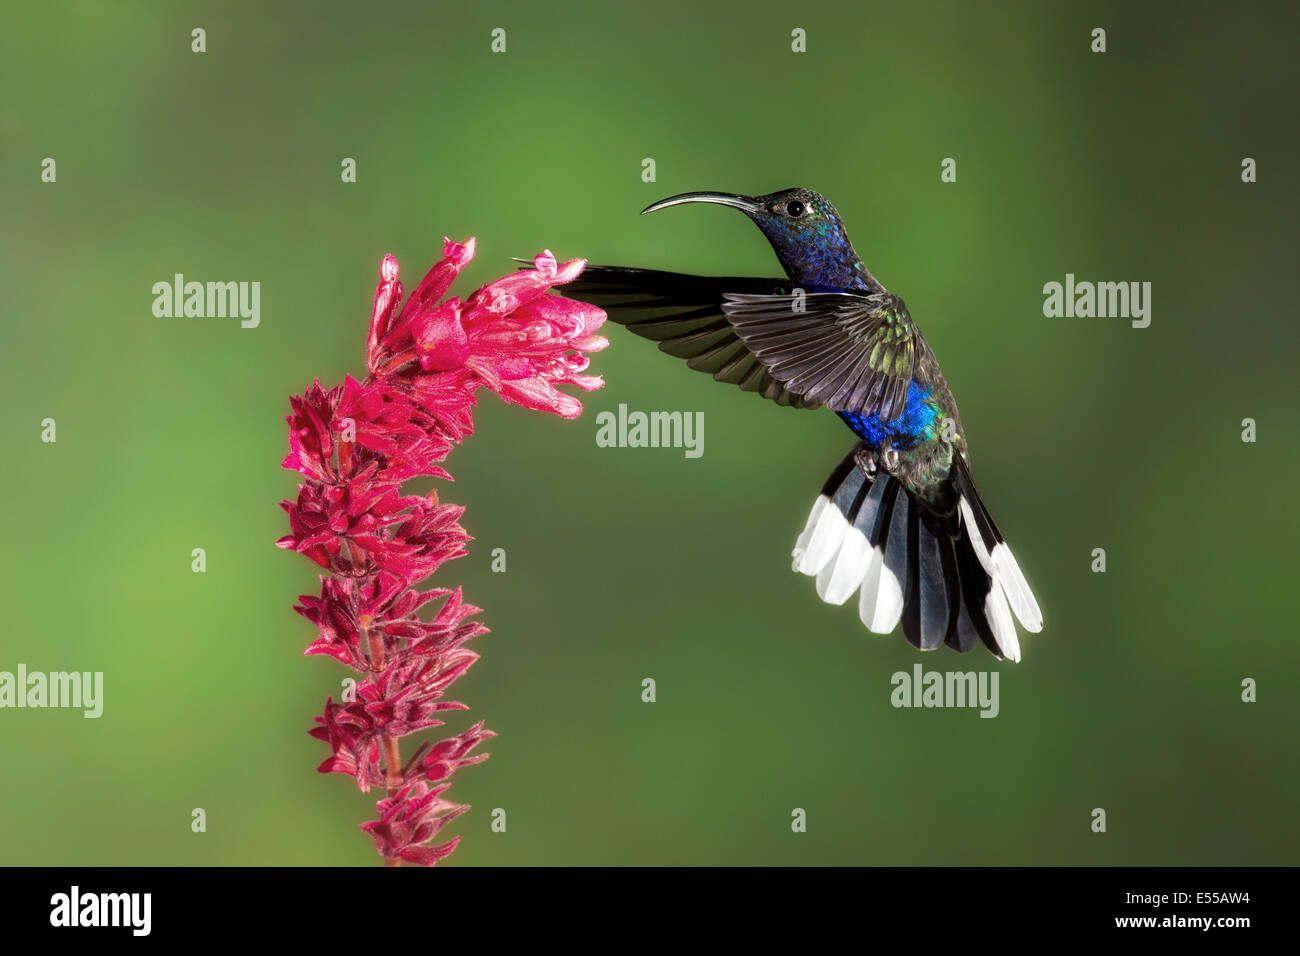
[1, 0, 1296, 866]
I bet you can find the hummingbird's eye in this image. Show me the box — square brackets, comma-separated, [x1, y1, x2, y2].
[786, 199, 807, 219]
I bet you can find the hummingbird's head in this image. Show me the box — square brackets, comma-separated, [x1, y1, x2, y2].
[641, 187, 879, 293]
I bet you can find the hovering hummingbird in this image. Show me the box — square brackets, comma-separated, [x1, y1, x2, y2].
[567, 188, 1042, 660]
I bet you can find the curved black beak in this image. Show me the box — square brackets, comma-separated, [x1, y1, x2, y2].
[641, 191, 764, 216]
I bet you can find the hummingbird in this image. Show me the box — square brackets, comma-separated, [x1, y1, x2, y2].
[566, 188, 1042, 660]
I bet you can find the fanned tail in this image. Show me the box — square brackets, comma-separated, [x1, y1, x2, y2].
[792, 448, 1042, 661]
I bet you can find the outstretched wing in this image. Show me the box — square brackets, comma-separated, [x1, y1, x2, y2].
[722, 291, 925, 422]
[563, 265, 820, 408]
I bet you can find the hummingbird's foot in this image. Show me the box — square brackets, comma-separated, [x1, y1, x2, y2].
[853, 445, 878, 479]
[881, 445, 901, 474]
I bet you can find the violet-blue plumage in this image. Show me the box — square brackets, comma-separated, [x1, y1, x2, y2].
[837, 382, 937, 450]
[629, 188, 946, 457]
[749, 194, 880, 293]
[565, 185, 1045, 659]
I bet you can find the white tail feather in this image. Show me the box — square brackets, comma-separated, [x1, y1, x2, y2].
[959, 497, 1042, 636]
[794, 495, 851, 574]
[816, 526, 874, 605]
[858, 548, 903, 634]
[984, 581, 1020, 662]
[992, 543, 1042, 632]
[791, 495, 829, 571]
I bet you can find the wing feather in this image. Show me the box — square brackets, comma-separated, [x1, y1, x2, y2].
[560, 265, 930, 418]
[723, 291, 927, 421]
[563, 265, 818, 409]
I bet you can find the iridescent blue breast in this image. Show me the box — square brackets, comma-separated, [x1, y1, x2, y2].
[837, 382, 937, 450]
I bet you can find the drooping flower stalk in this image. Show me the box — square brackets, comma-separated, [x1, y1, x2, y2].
[278, 239, 606, 865]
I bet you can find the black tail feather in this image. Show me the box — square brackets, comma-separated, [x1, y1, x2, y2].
[954, 526, 1003, 658]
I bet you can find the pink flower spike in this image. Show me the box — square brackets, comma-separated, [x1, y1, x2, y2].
[281, 235, 605, 866]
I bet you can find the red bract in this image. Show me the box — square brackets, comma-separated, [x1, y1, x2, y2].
[280, 239, 604, 865]
[360, 780, 468, 867]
